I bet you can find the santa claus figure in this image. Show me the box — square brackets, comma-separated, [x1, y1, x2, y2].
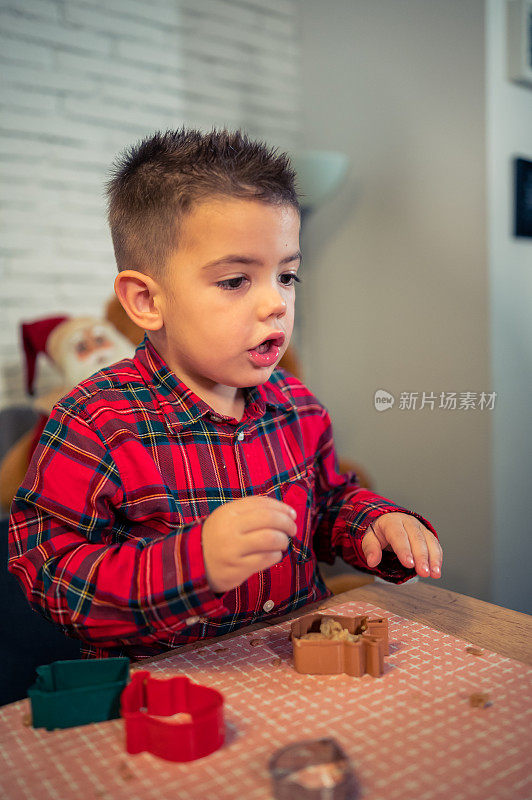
[22, 316, 134, 414]
[0, 315, 134, 511]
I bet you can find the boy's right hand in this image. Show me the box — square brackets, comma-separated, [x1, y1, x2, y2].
[201, 496, 298, 594]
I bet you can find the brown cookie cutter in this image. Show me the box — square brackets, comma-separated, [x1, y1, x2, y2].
[291, 613, 389, 677]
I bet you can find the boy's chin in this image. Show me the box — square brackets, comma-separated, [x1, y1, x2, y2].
[249, 360, 282, 377]
[230, 362, 280, 386]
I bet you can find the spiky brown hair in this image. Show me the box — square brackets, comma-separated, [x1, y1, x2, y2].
[106, 126, 300, 278]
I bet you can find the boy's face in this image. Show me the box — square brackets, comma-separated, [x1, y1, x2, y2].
[155, 197, 301, 410]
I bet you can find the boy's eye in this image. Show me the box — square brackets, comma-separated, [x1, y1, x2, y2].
[279, 272, 301, 286]
[216, 273, 301, 291]
[217, 276, 247, 290]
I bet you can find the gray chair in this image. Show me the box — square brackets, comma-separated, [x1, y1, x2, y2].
[0, 407, 82, 704]
[0, 405, 40, 518]
[0, 405, 40, 460]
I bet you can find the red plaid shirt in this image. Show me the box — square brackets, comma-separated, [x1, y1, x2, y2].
[9, 336, 436, 659]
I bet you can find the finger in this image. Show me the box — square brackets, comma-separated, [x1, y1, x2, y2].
[240, 507, 298, 538]
[374, 516, 418, 570]
[267, 497, 299, 524]
[243, 550, 284, 574]
[402, 518, 432, 576]
[239, 495, 298, 522]
[424, 529, 443, 578]
[239, 530, 290, 557]
[361, 524, 383, 568]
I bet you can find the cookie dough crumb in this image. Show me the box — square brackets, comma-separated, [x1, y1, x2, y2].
[271, 657, 282, 667]
[147, 712, 193, 724]
[299, 617, 361, 643]
[357, 616, 369, 634]
[22, 713, 32, 727]
[469, 692, 491, 708]
[288, 762, 345, 789]
[118, 761, 135, 781]
[465, 646, 484, 657]
[249, 639, 262, 647]
[320, 617, 344, 638]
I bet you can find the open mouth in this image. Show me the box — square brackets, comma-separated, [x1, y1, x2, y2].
[255, 339, 274, 354]
[251, 333, 285, 354]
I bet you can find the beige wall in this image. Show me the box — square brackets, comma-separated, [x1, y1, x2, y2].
[298, 0, 491, 600]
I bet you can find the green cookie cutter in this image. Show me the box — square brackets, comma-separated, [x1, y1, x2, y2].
[28, 657, 130, 730]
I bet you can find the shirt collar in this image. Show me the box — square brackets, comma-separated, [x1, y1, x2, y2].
[133, 334, 293, 430]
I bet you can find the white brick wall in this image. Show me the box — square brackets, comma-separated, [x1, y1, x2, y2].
[0, 0, 301, 406]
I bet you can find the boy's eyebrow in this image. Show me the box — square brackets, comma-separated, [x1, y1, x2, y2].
[201, 250, 302, 270]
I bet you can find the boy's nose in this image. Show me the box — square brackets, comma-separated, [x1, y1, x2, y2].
[257, 286, 287, 319]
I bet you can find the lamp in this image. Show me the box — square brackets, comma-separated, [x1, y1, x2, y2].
[286, 149, 349, 360]
[290, 150, 349, 224]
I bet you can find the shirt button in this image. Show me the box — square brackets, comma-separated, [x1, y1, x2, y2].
[185, 615, 200, 626]
[236, 431, 244, 441]
[263, 599, 275, 612]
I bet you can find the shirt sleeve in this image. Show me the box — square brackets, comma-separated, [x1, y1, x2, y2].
[311, 407, 438, 584]
[8, 405, 225, 650]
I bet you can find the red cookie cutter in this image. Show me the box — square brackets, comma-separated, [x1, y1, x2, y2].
[121, 671, 224, 762]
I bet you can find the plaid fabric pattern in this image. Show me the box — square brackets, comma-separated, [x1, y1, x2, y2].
[8, 336, 437, 659]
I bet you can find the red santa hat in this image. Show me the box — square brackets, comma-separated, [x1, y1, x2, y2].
[21, 315, 69, 395]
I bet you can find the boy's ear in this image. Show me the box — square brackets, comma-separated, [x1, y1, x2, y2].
[113, 270, 164, 332]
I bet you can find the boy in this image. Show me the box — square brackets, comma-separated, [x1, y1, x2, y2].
[8, 128, 442, 659]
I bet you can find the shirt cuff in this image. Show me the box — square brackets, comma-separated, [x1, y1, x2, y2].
[162, 520, 228, 625]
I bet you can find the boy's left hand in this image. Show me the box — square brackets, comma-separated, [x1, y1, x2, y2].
[361, 513, 442, 579]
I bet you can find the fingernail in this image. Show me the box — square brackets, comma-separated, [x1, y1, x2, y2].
[289, 508, 297, 518]
[432, 565, 441, 574]
[406, 556, 414, 567]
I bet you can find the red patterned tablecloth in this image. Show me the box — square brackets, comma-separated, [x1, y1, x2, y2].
[1, 599, 531, 800]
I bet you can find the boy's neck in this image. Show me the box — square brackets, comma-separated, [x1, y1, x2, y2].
[213, 390, 246, 421]
[147, 334, 247, 421]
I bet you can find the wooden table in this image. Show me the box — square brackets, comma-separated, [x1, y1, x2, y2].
[327, 581, 532, 665]
[147, 580, 532, 667]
